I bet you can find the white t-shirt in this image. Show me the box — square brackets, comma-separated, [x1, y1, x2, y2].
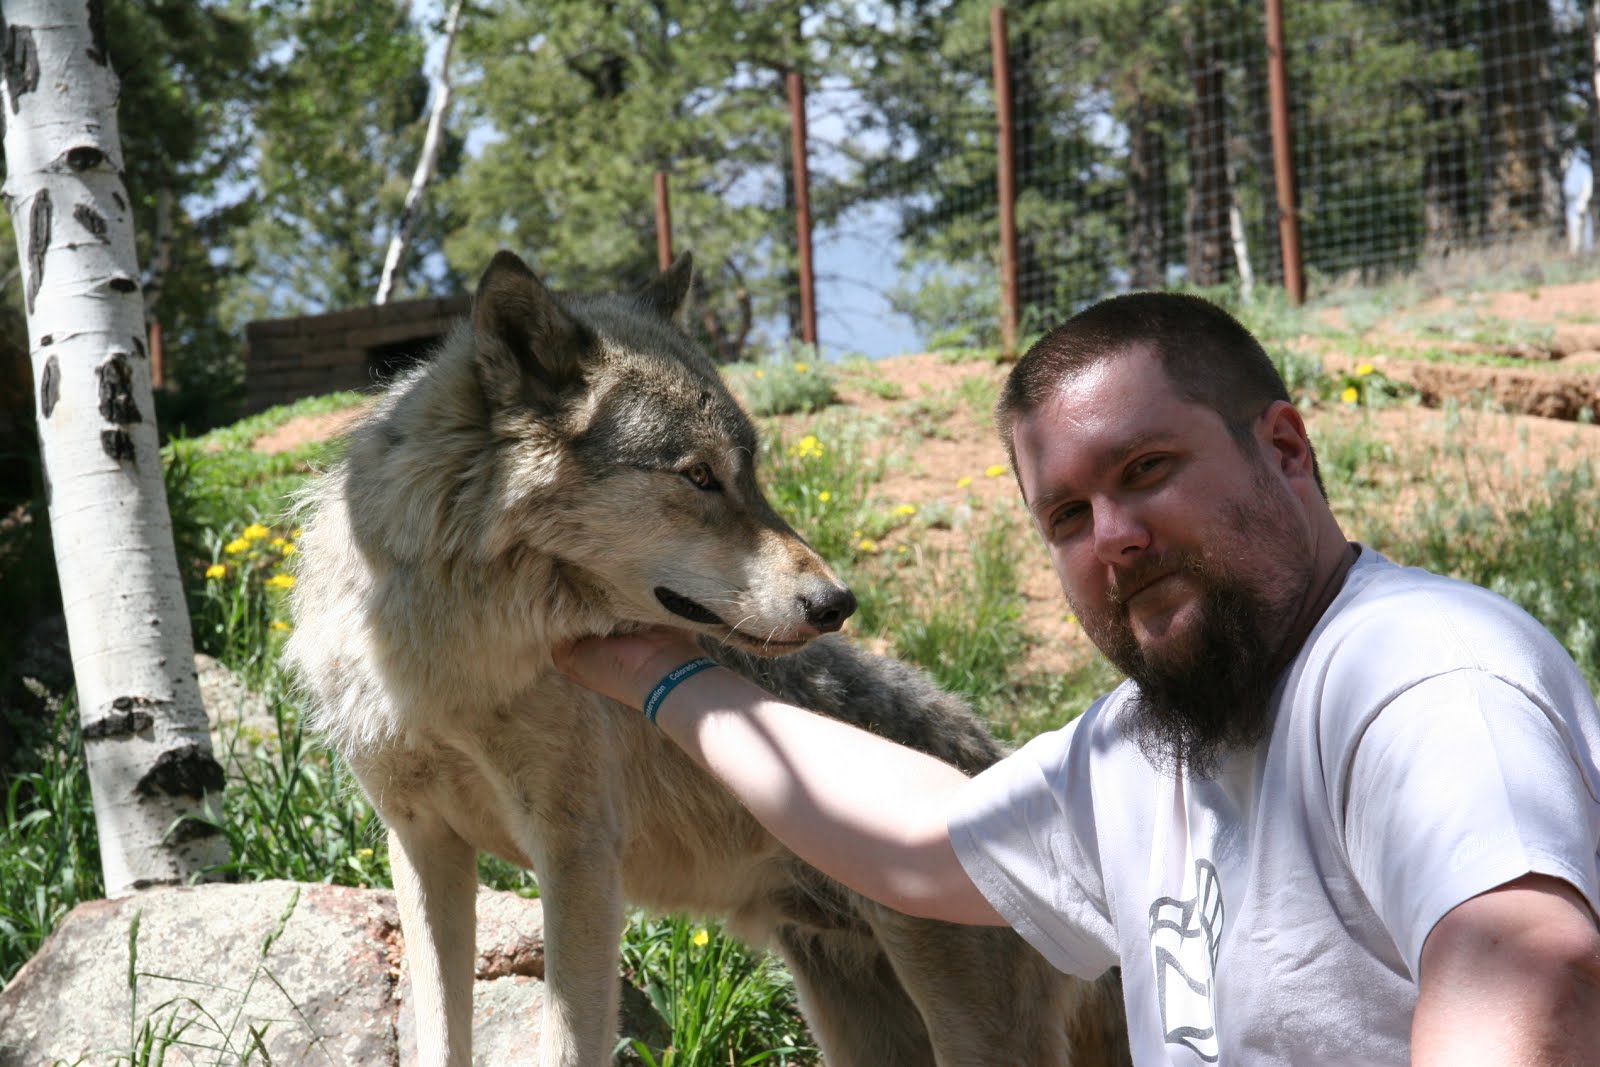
[950, 547, 1600, 1065]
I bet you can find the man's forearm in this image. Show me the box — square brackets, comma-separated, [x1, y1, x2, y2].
[655, 666, 1006, 926]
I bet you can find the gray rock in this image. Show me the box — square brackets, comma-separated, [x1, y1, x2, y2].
[0, 881, 666, 1066]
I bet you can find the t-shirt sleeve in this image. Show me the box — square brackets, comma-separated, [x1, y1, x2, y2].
[1342, 669, 1600, 979]
[948, 720, 1121, 978]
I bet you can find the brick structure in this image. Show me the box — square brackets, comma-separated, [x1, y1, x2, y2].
[243, 294, 471, 415]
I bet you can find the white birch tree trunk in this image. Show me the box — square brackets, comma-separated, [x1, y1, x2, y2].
[375, 0, 465, 305]
[0, 0, 227, 896]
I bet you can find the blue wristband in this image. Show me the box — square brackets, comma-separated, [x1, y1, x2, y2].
[642, 657, 720, 724]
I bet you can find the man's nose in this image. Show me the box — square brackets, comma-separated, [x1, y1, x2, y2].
[1092, 497, 1151, 564]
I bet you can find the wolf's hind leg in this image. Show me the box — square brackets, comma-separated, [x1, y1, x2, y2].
[391, 819, 478, 1067]
[775, 925, 938, 1067]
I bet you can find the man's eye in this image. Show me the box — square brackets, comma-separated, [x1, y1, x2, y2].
[682, 462, 722, 491]
[1048, 504, 1087, 538]
[1128, 455, 1168, 482]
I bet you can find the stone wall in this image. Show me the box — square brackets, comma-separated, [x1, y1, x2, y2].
[243, 294, 471, 415]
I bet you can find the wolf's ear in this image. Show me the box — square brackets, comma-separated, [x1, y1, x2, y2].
[473, 251, 591, 410]
[637, 252, 694, 324]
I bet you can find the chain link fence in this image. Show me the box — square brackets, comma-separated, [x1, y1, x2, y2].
[819, 0, 1598, 347]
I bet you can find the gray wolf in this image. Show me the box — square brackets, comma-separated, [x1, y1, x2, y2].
[286, 250, 1129, 1066]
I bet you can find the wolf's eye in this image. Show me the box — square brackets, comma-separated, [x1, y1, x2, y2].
[682, 462, 722, 491]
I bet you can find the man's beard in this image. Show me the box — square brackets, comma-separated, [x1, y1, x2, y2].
[1072, 470, 1313, 778]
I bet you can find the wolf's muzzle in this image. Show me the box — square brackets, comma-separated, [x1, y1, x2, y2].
[653, 584, 857, 636]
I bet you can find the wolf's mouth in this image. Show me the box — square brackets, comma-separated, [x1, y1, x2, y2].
[654, 587, 727, 627]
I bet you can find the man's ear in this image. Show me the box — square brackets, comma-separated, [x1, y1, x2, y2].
[1260, 400, 1317, 481]
[472, 250, 591, 410]
[637, 252, 694, 324]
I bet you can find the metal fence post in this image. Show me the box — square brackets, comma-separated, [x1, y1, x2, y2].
[1265, 0, 1305, 304]
[991, 5, 1020, 354]
[654, 170, 673, 272]
[786, 71, 818, 347]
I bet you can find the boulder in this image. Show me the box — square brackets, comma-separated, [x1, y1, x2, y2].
[0, 880, 667, 1066]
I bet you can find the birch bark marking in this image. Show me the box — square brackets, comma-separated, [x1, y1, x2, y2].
[0, 0, 227, 896]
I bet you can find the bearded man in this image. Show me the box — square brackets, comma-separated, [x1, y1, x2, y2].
[556, 293, 1600, 1066]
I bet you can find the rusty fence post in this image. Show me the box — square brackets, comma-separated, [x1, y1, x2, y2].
[787, 70, 818, 348]
[654, 170, 673, 272]
[991, 5, 1020, 355]
[1265, 0, 1305, 304]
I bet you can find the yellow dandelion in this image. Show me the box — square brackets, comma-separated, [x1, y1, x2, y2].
[1066, 613, 1077, 626]
[754, 369, 765, 378]
[817, 490, 832, 503]
[1340, 386, 1359, 404]
[1355, 362, 1375, 377]
[291, 527, 303, 538]
[356, 848, 374, 859]
[851, 529, 862, 539]
[985, 464, 1007, 478]
[205, 563, 227, 580]
[266, 574, 296, 591]
[271, 619, 291, 632]
[956, 475, 973, 489]
[242, 523, 271, 541]
[897, 545, 909, 554]
[691, 928, 711, 948]
[270, 537, 289, 549]
[282, 543, 298, 557]
[794, 362, 810, 374]
[224, 538, 251, 555]
[895, 504, 916, 516]
[857, 538, 879, 552]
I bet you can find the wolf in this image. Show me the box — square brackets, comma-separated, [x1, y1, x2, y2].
[286, 250, 1129, 1066]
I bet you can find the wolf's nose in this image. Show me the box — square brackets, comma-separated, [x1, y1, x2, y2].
[800, 586, 857, 633]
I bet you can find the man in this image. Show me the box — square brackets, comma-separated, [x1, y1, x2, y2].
[555, 293, 1600, 1065]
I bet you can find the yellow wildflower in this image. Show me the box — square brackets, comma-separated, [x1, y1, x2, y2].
[895, 504, 916, 516]
[817, 490, 832, 503]
[790, 434, 824, 460]
[691, 928, 711, 948]
[356, 848, 374, 859]
[984, 464, 1007, 478]
[897, 545, 909, 555]
[266, 574, 296, 591]
[271, 620, 291, 632]
[281, 543, 298, 557]
[224, 538, 251, 555]
[242, 523, 271, 541]
[794, 362, 810, 374]
[956, 475, 973, 489]
[1340, 386, 1359, 404]
[1355, 362, 1375, 377]
[754, 369, 765, 379]
[205, 563, 227, 580]
[291, 528, 303, 538]
[857, 538, 879, 552]
[270, 537, 289, 549]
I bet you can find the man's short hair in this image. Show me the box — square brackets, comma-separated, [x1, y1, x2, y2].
[995, 291, 1303, 475]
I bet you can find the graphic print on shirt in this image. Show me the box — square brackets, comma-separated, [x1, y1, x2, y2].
[1149, 859, 1225, 1062]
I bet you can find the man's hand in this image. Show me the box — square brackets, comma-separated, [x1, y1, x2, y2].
[1413, 873, 1600, 1065]
[552, 626, 707, 711]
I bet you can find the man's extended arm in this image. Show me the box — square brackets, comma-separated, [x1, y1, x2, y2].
[1412, 873, 1600, 1066]
[553, 629, 1007, 926]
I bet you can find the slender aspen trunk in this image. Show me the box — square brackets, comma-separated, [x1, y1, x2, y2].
[0, 0, 227, 896]
[375, 0, 465, 306]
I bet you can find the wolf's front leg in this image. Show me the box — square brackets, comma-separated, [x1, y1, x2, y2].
[390, 818, 479, 1067]
[529, 838, 627, 1067]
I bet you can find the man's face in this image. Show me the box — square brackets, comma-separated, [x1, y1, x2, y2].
[1012, 349, 1315, 773]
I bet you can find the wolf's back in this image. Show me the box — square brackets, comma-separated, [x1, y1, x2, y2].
[706, 636, 1006, 776]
